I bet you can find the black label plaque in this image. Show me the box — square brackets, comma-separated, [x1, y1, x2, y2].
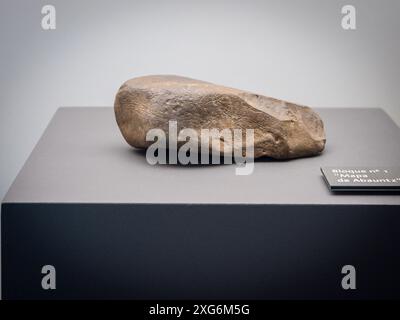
[321, 167, 400, 191]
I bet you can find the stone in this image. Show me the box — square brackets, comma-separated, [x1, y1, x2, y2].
[114, 75, 326, 159]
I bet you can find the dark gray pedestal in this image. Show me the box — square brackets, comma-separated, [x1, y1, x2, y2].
[2, 107, 400, 299]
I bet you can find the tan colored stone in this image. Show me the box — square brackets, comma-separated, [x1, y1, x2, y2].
[114, 75, 326, 159]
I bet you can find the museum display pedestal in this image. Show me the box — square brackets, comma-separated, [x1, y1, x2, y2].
[2, 107, 400, 299]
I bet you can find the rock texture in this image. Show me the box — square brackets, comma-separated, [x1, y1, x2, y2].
[114, 75, 326, 159]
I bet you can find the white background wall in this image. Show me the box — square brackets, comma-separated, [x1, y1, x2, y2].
[1, 0, 400, 202]
[0, 2, 399, 294]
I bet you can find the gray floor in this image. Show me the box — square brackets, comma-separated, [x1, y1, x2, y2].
[4, 107, 400, 206]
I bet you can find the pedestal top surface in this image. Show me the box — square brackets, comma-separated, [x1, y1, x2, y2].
[3, 107, 400, 205]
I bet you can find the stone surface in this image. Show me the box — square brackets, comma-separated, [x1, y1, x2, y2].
[114, 75, 326, 159]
